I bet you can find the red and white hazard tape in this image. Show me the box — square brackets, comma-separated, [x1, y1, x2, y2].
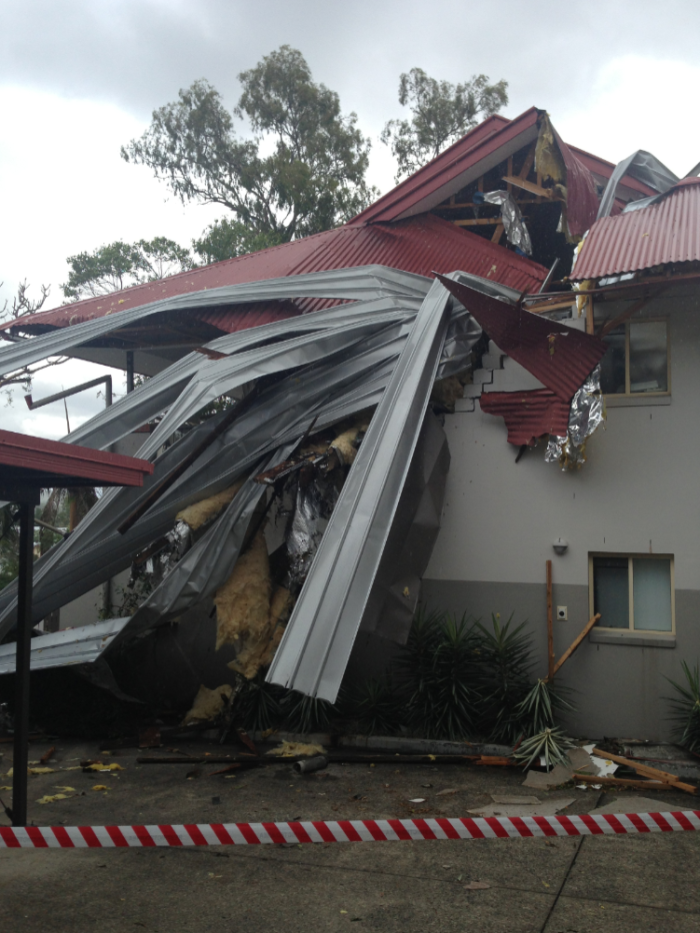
[2, 812, 700, 848]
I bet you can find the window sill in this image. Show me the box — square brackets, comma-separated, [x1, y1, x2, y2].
[589, 630, 675, 648]
[604, 394, 671, 408]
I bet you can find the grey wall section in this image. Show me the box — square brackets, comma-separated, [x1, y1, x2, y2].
[422, 283, 700, 741]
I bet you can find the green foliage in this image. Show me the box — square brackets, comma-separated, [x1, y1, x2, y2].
[62, 237, 193, 301]
[281, 689, 338, 734]
[513, 727, 575, 771]
[398, 608, 481, 740]
[122, 46, 377, 242]
[381, 68, 508, 181]
[0, 505, 19, 591]
[346, 677, 402, 736]
[666, 661, 700, 752]
[236, 673, 285, 733]
[513, 678, 574, 739]
[473, 613, 534, 742]
[192, 217, 285, 265]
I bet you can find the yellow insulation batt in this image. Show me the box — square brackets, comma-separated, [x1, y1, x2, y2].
[329, 422, 368, 466]
[227, 584, 293, 680]
[176, 479, 245, 531]
[215, 531, 272, 654]
[266, 741, 326, 758]
[182, 684, 233, 725]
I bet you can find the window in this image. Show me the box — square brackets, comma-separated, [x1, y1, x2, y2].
[600, 319, 669, 396]
[590, 555, 674, 633]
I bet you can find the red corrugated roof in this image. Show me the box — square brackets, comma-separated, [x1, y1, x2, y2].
[351, 110, 539, 225]
[436, 274, 607, 402]
[0, 429, 153, 488]
[571, 178, 700, 281]
[479, 389, 571, 445]
[8, 214, 547, 334]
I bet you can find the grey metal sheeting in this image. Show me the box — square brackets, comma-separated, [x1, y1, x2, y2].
[266, 278, 455, 702]
[0, 266, 490, 697]
[0, 266, 431, 381]
[0, 617, 130, 675]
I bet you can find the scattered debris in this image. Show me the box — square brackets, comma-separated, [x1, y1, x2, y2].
[266, 741, 326, 758]
[464, 881, 491, 891]
[588, 796, 674, 816]
[39, 746, 56, 763]
[468, 798, 574, 818]
[293, 756, 328, 774]
[182, 685, 233, 726]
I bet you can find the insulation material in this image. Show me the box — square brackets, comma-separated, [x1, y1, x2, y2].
[266, 741, 326, 758]
[479, 191, 532, 255]
[182, 683, 233, 725]
[286, 480, 334, 589]
[176, 480, 245, 531]
[535, 112, 599, 239]
[431, 374, 468, 413]
[546, 366, 605, 470]
[329, 427, 362, 466]
[214, 531, 271, 653]
[227, 586, 293, 680]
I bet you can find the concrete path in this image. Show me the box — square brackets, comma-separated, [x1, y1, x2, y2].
[1, 739, 698, 931]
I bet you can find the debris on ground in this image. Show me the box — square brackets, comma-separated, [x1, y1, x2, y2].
[588, 796, 674, 816]
[266, 740, 326, 758]
[181, 685, 233, 726]
[468, 797, 574, 818]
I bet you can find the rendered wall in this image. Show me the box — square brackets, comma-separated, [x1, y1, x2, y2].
[423, 283, 700, 740]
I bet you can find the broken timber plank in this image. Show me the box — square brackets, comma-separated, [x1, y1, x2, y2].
[502, 175, 557, 199]
[574, 774, 671, 792]
[551, 613, 601, 676]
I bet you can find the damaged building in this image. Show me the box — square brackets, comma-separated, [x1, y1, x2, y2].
[0, 108, 697, 742]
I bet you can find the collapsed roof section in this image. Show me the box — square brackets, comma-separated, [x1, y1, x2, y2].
[0, 215, 546, 377]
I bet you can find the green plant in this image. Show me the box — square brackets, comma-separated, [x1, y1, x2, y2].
[347, 677, 402, 736]
[512, 678, 574, 739]
[512, 727, 575, 771]
[474, 613, 533, 742]
[398, 608, 481, 739]
[236, 673, 285, 733]
[281, 690, 338, 734]
[666, 661, 700, 753]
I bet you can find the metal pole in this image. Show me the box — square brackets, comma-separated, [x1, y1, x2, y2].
[12, 497, 36, 827]
[126, 351, 135, 393]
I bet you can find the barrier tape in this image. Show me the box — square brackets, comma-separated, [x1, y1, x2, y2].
[1, 812, 700, 848]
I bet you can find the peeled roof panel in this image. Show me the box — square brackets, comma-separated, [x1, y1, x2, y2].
[266, 279, 455, 702]
[572, 180, 700, 280]
[436, 273, 607, 402]
[479, 389, 571, 445]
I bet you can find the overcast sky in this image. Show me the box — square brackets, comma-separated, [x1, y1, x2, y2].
[2, 0, 699, 437]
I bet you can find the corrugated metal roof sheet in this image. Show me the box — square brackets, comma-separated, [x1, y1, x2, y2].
[8, 215, 547, 335]
[479, 388, 571, 445]
[351, 109, 654, 229]
[436, 273, 607, 402]
[571, 177, 700, 281]
[351, 111, 538, 225]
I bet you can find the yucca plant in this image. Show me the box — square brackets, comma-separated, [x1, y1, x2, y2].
[666, 661, 700, 753]
[280, 690, 338, 734]
[474, 613, 533, 742]
[236, 673, 285, 733]
[347, 677, 402, 736]
[512, 678, 574, 739]
[398, 608, 481, 739]
[512, 727, 576, 771]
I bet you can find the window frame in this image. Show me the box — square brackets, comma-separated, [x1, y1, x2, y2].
[588, 552, 675, 636]
[599, 317, 671, 399]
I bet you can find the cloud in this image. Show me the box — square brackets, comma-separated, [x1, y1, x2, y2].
[556, 56, 700, 176]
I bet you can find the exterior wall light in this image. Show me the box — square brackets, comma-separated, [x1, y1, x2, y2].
[553, 537, 568, 555]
